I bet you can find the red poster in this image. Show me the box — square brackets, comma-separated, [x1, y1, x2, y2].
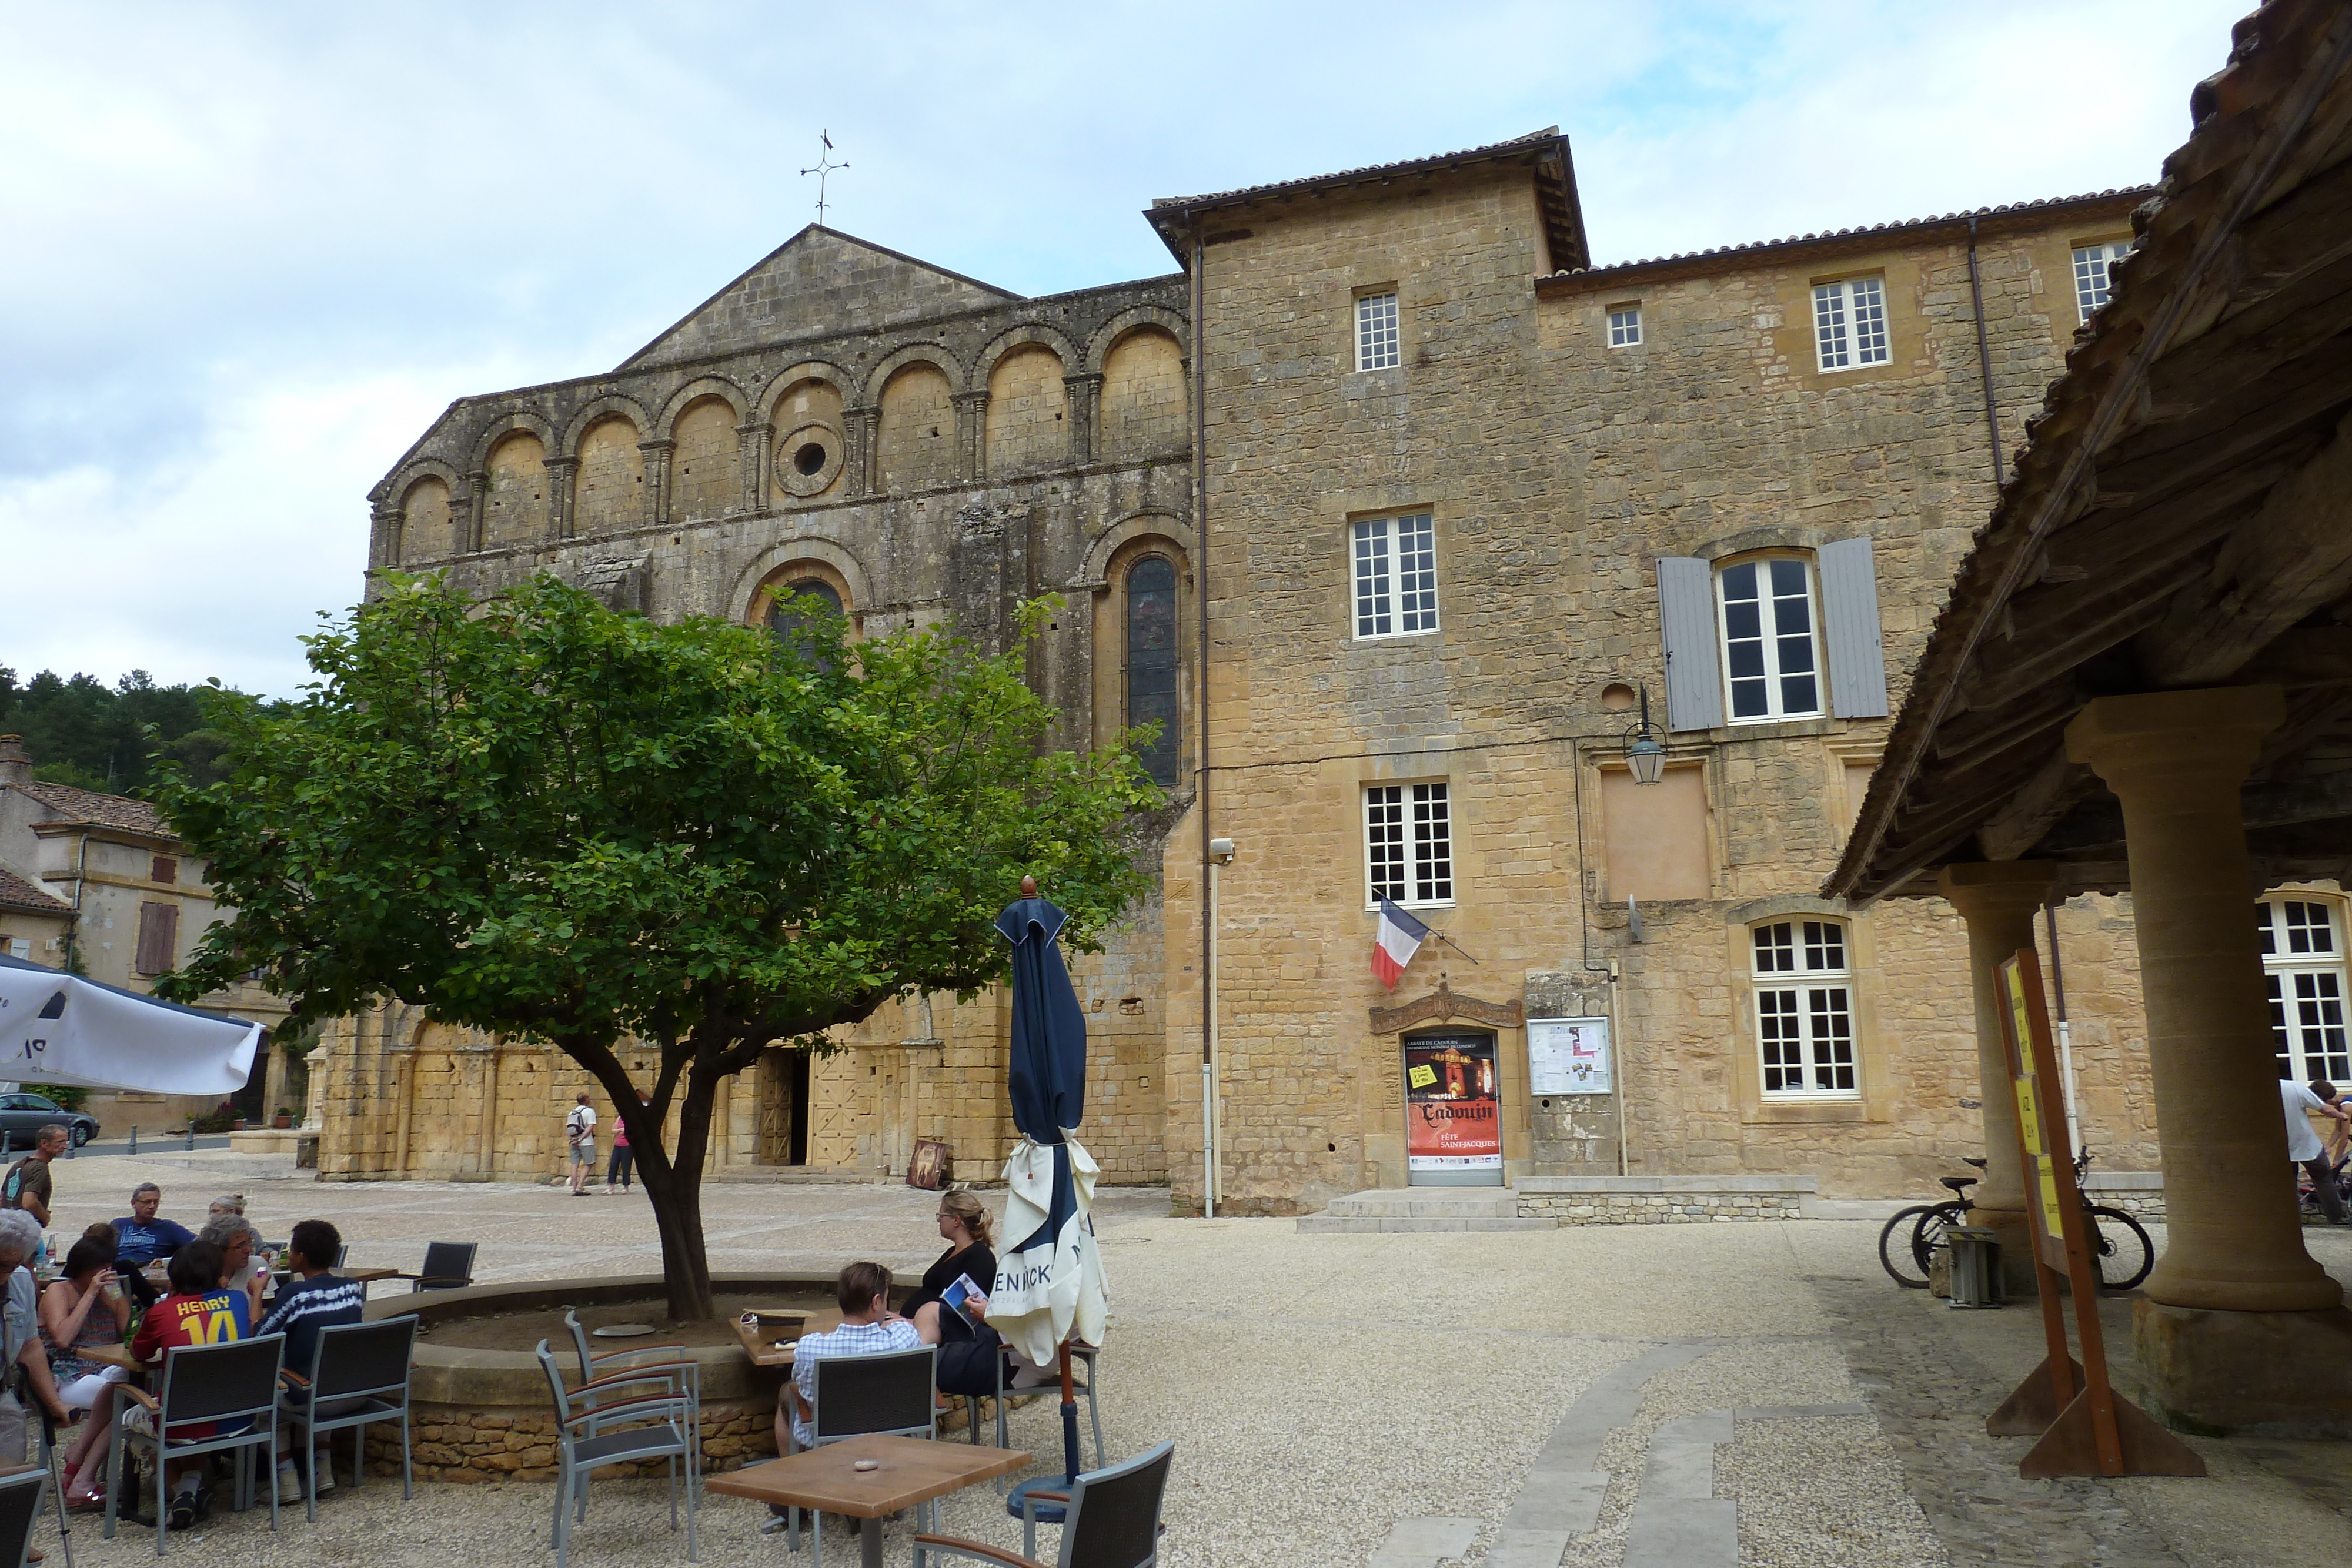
[1404, 1034, 1501, 1173]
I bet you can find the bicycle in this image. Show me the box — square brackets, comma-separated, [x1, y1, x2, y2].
[1877, 1149, 2155, 1292]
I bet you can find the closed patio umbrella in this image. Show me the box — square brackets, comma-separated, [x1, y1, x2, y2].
[0, 954, 260, 1095]
[985, 877, 1108, 1499]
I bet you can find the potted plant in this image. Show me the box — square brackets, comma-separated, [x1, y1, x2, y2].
[270, 1108, 294, 1130]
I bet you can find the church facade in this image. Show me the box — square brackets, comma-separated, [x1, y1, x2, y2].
[321, 129, 2191, 1211]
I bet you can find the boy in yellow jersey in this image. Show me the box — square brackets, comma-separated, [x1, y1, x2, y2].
[128, 1239, 252, 1528]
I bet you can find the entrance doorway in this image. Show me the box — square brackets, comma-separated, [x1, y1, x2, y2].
[757, 1048, 810, 1166]
[1402, 1029, 1504, 1187]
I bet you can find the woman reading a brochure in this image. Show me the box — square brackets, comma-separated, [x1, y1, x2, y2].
[905, 1188, 1004, 1396]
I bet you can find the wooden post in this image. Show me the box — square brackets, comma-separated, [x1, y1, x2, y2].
[1987, 947, 2204, 1477]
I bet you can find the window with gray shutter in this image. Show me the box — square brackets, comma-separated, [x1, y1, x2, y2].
[135, 901, 178, 977]
[1656, 557, 1723, 732]
[1818, 536, 1889, 718]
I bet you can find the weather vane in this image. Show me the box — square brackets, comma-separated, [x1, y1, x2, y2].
[802, 131, 847, 225]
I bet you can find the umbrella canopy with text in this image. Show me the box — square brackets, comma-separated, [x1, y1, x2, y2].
[983, 891, 1108, 1368]
[0, 954, 261, 1095]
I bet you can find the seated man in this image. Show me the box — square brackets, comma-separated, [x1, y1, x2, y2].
[259, 1219, 368, 1503]
[762, 1262, 921, 1537]
[112, 1183, 195, 1309]
[0, 1209, 72, 1468]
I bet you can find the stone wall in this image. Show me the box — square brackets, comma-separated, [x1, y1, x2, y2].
[1514, 1176, 1813, 1225]
[370, 1399, 777, 1483]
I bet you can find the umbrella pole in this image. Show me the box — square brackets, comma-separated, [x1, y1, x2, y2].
[1058, 1339, 1080, 1482]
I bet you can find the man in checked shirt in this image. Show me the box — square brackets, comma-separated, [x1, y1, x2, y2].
[761, 1261, 922, 1536]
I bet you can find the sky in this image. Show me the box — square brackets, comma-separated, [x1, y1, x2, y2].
[0, 0, 2251, 699]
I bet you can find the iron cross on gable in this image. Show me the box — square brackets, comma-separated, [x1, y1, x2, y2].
[801, 131, 848, 225]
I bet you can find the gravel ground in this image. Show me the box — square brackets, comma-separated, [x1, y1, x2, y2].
[23, 1158, 2352, 1566]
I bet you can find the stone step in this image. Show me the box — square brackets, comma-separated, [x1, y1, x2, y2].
[1296, 1214, 1556, 1234]
[1322, 1187, 1519, 1218]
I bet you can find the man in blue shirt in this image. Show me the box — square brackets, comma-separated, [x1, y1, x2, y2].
[112, 1183, 196, 1265]
[259, 1219, 368, 1503]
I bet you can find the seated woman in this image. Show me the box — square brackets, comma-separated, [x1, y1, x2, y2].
[197, 1215, 268, 1323]
[903, 1189, 1005, 1399]
[40, 1235, 131, 1506]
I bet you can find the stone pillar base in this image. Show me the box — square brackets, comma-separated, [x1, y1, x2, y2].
[2134, 1298, 2352, 1436]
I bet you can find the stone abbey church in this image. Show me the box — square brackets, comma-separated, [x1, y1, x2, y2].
[317, 126, 2286, 1216]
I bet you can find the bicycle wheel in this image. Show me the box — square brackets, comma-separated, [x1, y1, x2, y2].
[2086, 1205, 2155, 1291]
[1878, 1203, 1960, 1288]
[1908, 1202, 1969, 1282]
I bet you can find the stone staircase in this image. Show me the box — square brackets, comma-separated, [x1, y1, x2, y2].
[1295, 1188, 1553, 1233]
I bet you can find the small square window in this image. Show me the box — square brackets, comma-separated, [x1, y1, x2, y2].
[1355, 293, 1400, 372]
[1812, 276, 1890, 372]
[1607, 305, 1642, 348]
[2072, 240, 2133, 323]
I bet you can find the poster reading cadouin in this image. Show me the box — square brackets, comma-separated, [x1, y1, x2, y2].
[1403, 1032, 1501, 1172]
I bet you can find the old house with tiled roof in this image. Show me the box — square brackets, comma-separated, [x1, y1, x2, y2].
[0, 735, 294, 1131]
[334, 119, 2183, 1217]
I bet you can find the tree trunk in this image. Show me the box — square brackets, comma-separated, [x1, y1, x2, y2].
[583, 1047, 724, 1322]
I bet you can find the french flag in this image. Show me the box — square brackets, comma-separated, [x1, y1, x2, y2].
[1372, 897, 1431, 991]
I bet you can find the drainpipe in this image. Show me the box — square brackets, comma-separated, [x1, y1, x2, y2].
[1192, 226, 1217, 1218]
[2045, 900, 2083, 1156]
[1965, 215, 2006, 486]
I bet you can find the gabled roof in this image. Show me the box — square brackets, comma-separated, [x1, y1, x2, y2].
[1147, 128, 1588, 272]
[0, 868, 69, 917]
[619, 225, 1021, 370]
[8, 780, 168, 838]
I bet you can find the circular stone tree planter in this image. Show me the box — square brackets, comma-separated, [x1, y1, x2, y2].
[361, 1271, 911, 1483]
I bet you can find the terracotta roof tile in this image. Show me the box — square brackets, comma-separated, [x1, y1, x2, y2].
[9, 781, 169, 838]
[0, 869, 70, 917]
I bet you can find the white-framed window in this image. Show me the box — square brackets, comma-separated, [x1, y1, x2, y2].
[1607, 305, 1642, 347]
[1716, 555, 1824, 721]
[1366, 783, 1452, 907]
[1352, 512, 1438, 639]
[2261, 897, 2351, 1083]
[2072, 240, 2134, 323]
[1752, 918, 1857, 1098]
[4, 940, 26, 961]
[1355, 292, 1400, 371]
[1812, 275, 1890, 371]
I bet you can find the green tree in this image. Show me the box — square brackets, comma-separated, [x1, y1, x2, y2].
[153, 574, 1161, 1319]
[0, 666, 232, 792]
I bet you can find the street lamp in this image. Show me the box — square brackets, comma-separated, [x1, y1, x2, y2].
[1624, 686, 1667, 785]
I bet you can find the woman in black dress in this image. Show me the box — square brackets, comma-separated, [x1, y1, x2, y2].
[906, 1188, 1002, 1396]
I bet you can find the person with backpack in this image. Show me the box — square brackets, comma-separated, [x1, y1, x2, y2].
[2, 1126, 68, 1266]
[564, 1094, 597, 1196]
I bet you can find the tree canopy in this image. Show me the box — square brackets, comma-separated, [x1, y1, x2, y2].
[155, 573, 1163, 1316]
[0, 667, 235, 793]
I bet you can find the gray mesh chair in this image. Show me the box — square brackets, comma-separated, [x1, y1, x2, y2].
[533, 1340, 697, 1568]
[0, 1463, 51, 1568]
[967, 1343, 1104, 1470]
[561, 1308, 700, 1435]
[105, 1333, 288, 1554]
[399, 1241, 476, 1293]
[784, 1345, 939, 1566]
[917, 1440, 1172, 1568]
[280, 1315, 419, 1520]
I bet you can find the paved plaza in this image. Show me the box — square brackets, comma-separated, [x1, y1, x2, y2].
[27, 1151, 2352, 1566]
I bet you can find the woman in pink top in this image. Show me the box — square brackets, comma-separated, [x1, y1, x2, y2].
[606, 1094, 647, 1193]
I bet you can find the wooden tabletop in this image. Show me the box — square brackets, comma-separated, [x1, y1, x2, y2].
[730, 1308, 841, 1367]
[78, 1343, 142, 1372]
[707, 1434, 1031, 1518]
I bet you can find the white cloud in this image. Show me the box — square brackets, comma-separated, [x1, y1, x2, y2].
[0, 0, 2256, 696]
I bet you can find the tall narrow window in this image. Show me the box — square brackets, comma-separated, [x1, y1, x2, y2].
[1717, 556, 1823, 721]
[2072, 240, 2134, 322]
[1365, 783, 1452, 907]
[1607, 305, 1642, 347]
[1352, 513, 1438, 639]
[767, 579, 844, 672]
[1753, 918, 1856, 1096]
[1355, 293, 1399, 371]
[2261, 897, 2351, 1082]
[1125, 556, 1181, 789]
[1813, 275, 1890, 371]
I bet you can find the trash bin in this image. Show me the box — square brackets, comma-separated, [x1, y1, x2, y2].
[1946, 1226, 2004, 1309]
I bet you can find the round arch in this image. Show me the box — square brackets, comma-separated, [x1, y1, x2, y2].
[754, 360, 857, 429]
[1071, 511, 1197, 590]
[975, 323, 1079, 385]
[653, 375, 749, 440]
[560, 393, 654, 457]
[466, 409, 557, 474]
[728, 535, 876, 628]
[1083, 307, 1190, 375]
[861, 342, 967, 406]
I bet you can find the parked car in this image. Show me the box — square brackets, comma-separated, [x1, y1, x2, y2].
[0, 1094, 99, 1148]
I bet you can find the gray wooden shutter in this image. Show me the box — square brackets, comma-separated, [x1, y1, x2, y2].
[1819, 536, 1890, 718]
[1656, 556, 1723, 732]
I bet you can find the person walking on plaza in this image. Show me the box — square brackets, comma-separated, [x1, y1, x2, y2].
[566, 1093, 597, 1196]
[607, 1094, 646, 1195]
[2284, 1077, 2350, 1223]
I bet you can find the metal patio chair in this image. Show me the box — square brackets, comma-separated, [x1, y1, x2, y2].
[783, 1345, 939, 1566]
[279, 1315, 419, 1520]
[397, 1241, 476, 1293]
[917, 1439, 1173, 1568]
[561, 1307, 700, 1435]
[105, 1333, 287, 1555]
[533, 1339, 697, 1568]
[0, 1464, 51, 1568]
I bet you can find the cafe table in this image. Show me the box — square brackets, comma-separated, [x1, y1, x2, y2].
[730, 1308, 844, 1368]
[709, 1433, 1030, 1568]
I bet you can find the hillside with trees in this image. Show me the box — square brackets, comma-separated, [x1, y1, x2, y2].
[0, 667, 235, 793]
